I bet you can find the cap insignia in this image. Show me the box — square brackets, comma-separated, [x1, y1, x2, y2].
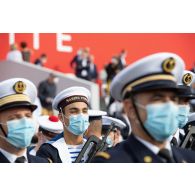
[162, 57, 175, 73]
[13, 81, 26, 94]
[182, 73, 193, 85]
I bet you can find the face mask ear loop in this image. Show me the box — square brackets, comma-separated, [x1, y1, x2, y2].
[0, 124, 7, 137]
[60, 107, 69, 130]
[130, 95, 155, 141]
[60, 107, 65, 123]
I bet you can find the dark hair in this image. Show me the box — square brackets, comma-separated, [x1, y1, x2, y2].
[41, 53, 47, 58]
[20, 42, 27, 49]
[49, 72, 57, 78]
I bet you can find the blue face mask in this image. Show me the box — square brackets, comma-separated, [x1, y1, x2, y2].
[178, 105, 190, 128]
[106, 136, 114, 147]
[5, 117, 36, 148]
[64, 114, 89, 135]
[136, 102, 179, 142]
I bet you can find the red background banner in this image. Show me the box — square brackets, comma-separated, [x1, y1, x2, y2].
[0, 33, 195, 73]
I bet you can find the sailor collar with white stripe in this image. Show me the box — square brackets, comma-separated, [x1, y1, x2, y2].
[48, 133, 87, 163]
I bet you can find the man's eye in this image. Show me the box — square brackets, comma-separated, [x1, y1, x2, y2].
[70, 111, 77, 114]
[9, 118, 14, 121]
[26, 114, 32, 118]
[152, 96, 162, 101]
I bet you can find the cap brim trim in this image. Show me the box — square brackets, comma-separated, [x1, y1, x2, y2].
[0, 94, 31, 107]
[57, 95, 89, 110]
[0, 102, 37, 112]
[122, 74, 176, 98]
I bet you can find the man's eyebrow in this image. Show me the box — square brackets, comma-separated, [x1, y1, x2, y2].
[151, 93, 165, 97]
[7, 113, 18, 118]
[69, 107, 79, 110]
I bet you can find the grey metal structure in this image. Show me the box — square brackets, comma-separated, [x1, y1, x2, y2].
[0, 60, 100, 110]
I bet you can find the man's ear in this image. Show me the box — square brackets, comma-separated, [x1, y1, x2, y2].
[123, 98, 137, 120]
[58, 112, 68, 126]
[58, 113, 64, 123]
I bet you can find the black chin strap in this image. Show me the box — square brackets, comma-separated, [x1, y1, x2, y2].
[0, 124, 7, 137]
[130, 95, 155, 141]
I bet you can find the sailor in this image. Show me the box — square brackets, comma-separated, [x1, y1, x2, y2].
[102, 116, 126, 147]
[36, 86, 91, 163]
[183, 113, 195, 132]
[0, 78, 48, 163]
[29, 115, 63, 156]
[92, 52, 195, 163]
[171, 70, 195, 146]
[85, 109, 107, 139]
[181, 113, 195, 150]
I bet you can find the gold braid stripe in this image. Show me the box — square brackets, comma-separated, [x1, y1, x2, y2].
[122, 74, 176, 97]
[0, 94, 31, 107]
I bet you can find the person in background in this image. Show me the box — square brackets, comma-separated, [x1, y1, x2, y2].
[38, 73, 58, 115]
[88, 55, 98, 83]
[78, 48, 90, 80]
[102, 116, 126, 148]
[104, 56, 121, 112]
[34, 53, 47, 67]
[6, 43, 23, 62]
[189, 73, 195, 111]
[117, 49, 128, 70]
[85, 110, 107, 139]
[70, 48, 83, 72]
[20, 41, 33, 62]
[105, 56, 120, 83]
[29, 115, 63, 156]
[170, 70, 195, 146]
[71, 48, 91, 81]
[114, 107, 131, 140]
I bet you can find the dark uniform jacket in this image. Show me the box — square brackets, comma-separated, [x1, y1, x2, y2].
[38, 80, 56, 109]
[37, 133, 66, 163]
[0, 151, 49, 163]
[92, 134, 195, 163]
[37, 133, 87, 163]
[37, 143, 62, 163]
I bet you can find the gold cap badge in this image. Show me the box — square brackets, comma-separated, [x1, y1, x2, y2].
[162, 57, 176, 73]
[13, 81, 26, 94]
[182, 73, 193, 85]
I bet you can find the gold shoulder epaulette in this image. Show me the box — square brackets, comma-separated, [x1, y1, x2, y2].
[47, 158, 53, 163]
[95, 151, 111, 159]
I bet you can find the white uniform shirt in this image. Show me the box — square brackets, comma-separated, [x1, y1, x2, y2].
[135, 135, 172, 156]
[0, 148, 28, 163]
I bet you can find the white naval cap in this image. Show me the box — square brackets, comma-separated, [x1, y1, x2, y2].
[102, 116, 127, 129]
[177, 70, 195, 99]
[88, 110, 107, 117]
[184, 113, 195, 131]
[187, 113, 195, 124]
[52, 86, 91, 111]
[110, 52, 185, 101]
[38, 115, 63, 133]
[88, 109, 107, 121]
[178, 70, 195, 86]
[0, 78, 37, 112]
